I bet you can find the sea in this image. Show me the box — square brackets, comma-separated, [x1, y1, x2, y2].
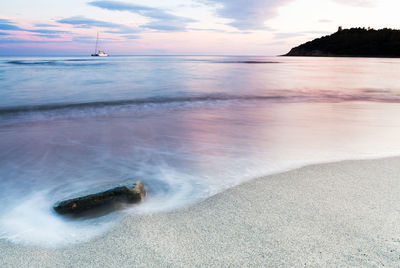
[1, 55, 400, 247]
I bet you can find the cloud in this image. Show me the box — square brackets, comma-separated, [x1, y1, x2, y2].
[188, 27, 252, 34]
[103, 27, 140, 34]
[332, 0, 375, 7]
[0, 35, 117, 45]
[57, 16, 139, 33]
[0, 17, 140, 46]
[144, 22, 187, 32]
[34, 23, 58, 27]
[189, 28, 228, 33]
[36, 34, 62, 39]
[0, 20, 25, 31]
[200, 0, 292, 30]
[0, 19, 69, 35]
[27, 29, 67, 34]
[123, 34, 140, 39]
[88, 1, 196, 32]
[0, 38, 63, 44]
[58, 16, 123, 28]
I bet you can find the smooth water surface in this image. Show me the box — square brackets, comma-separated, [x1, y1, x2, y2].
[1, 56, 400, 247]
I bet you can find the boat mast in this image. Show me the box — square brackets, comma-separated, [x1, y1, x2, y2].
[94, 32, 99, 54]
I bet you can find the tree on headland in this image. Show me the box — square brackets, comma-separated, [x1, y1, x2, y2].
[285, 28, 400, 57]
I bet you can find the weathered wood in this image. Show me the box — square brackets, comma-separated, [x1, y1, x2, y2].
[53, 181, 146, 215]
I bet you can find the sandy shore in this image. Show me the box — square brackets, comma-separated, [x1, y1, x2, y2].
[1, 157, 400, 267]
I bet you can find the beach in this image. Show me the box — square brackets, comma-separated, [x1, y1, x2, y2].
[2, 0, 400, 265]
[1, 156, 399, 267]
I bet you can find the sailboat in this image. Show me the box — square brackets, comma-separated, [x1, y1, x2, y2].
[91, 32, 109, 57]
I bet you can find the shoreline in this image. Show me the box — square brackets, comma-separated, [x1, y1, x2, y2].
[281, 54, 400, 58]
[1, 156, 400, 266]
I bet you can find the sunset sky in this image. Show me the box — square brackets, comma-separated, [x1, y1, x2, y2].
[0, 0, 398, 56]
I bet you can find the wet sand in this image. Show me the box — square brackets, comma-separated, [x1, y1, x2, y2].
[1, 157, 400, 267]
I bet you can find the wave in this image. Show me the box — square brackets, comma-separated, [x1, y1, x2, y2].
[6, 60, 107, 66]
[1, 92, 400, 117]
[215, 60, 280, 64]
[5, 59, 279, 66]
[64, 59, 96, 62]
[182, 59, 281, 64]
[0, 95, 267, 115]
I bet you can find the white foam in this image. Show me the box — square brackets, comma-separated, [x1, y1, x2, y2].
[2, 100, 400, 248]
[0, 192, 115, 247]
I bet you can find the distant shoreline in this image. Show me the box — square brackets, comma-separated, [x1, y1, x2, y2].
[281, 54, 400, 58]
[285, 27, 400, 58]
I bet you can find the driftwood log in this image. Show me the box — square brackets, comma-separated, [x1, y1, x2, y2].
[53, 181, 146, 215]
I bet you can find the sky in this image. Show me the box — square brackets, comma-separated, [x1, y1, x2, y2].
[0, 0, 399, 56]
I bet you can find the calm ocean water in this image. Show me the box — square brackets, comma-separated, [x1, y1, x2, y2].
[1, 56, 400, 247]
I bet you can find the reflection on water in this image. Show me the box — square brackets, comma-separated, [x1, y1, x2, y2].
[1, 56, 400, 247]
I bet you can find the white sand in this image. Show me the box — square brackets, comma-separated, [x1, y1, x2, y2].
[1, 157, 400, 267]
